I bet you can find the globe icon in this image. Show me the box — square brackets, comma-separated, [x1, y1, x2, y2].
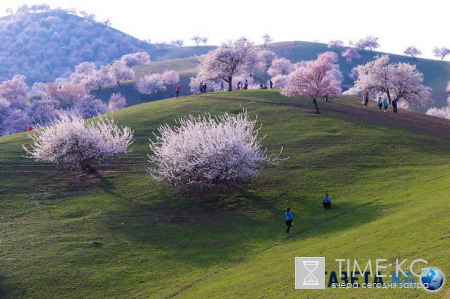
[421, 268, 444, 291]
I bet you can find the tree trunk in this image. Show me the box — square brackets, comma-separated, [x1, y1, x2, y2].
[312, 98, 320, 114]
[227, 76, 232, 91]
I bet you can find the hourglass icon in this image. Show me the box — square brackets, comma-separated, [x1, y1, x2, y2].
[302, 260, 319, 285]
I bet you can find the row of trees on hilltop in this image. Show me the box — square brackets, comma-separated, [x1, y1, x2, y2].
[191, 37, 433, 114]
[328, 36, 450, 60]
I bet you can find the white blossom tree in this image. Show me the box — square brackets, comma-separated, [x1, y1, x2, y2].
[110, 61, 135, 86]
[353, 54, 432, 106]
[107, 93, 127, 111]
[267, 58, 294, 77]
[195, 38, 260, 91]
[23, 112, 133, 172]
[256, 49, 277, 72]
[120, 51, 151, 67]
[135, 74, 167, 95]
[148, 110, 280, 197]
[271, 74, 288, 89]
[282, 52, 343, 113]
[0, 75, 29, 102]
[89, 65, 113, 91]
[162, 70, 180, 86]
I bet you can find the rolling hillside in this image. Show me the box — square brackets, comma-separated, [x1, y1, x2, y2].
[0, 90, 449, 298]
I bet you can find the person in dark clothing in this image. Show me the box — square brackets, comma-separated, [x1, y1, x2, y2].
[392, 99, 398, 113]
[269, 80, 273, 89]
[175, 85, 180, 98]
[377, 97, 383, 111]
[322, 194, 331, 209]
[285, 208, 294, 233]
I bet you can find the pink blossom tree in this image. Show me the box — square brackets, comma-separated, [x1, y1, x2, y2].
[403, 46, 422, 59]
[195, 38, 260, 91]
[353, 54, 432, 106]
[162, 70, 180, 86]
[282, 52, 343, 113]
[148, 110, 280, 197]
[135, 74, 167, 95]
[267, 58, 294, 77]
[23, 112, 134, 172]
[341, 48, 361, 63]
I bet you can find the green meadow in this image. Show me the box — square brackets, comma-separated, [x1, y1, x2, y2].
[0, 90, 449, 298]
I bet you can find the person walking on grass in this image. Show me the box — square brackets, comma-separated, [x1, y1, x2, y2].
[175, 85, 180, 98]
[285, 208, 294, 233]
[377, 97, 383, 111]
[383, 98, 389, 112]
[392, 99, 398, 113]
[362, 92, 369, 107]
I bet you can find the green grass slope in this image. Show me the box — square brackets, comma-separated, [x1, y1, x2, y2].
[0, 90, 449, 298]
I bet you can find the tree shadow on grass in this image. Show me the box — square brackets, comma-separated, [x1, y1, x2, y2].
[99, 189, 396, 269]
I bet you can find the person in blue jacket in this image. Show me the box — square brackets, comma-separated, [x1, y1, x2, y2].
[285, 208, 294, 233]
[322, 193, 331, 209]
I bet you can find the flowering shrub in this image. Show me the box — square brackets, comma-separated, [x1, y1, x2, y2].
[148, 110, 280, 196]
[23, 112, 133, 171]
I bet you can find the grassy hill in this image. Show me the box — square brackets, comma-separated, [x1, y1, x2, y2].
[0, 90, 449, 298]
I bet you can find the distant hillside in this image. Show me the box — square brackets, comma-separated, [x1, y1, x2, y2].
[0, 9, 213, 85]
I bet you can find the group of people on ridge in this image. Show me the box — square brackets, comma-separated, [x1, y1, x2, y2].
[363, 92, 398, 113]
[284, 193, 332, 234]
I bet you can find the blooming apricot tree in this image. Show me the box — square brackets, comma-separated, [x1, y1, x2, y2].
[148, 110, 280, 196]
[23, 112, 133, 171]
[282, 52, 343, 113]
[162, 70, 180, 86]
[195, 38, 259, 91]
[135, 74, 167, 95]
[267, 58, 294, 77]
[353, 55, 432, 106]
